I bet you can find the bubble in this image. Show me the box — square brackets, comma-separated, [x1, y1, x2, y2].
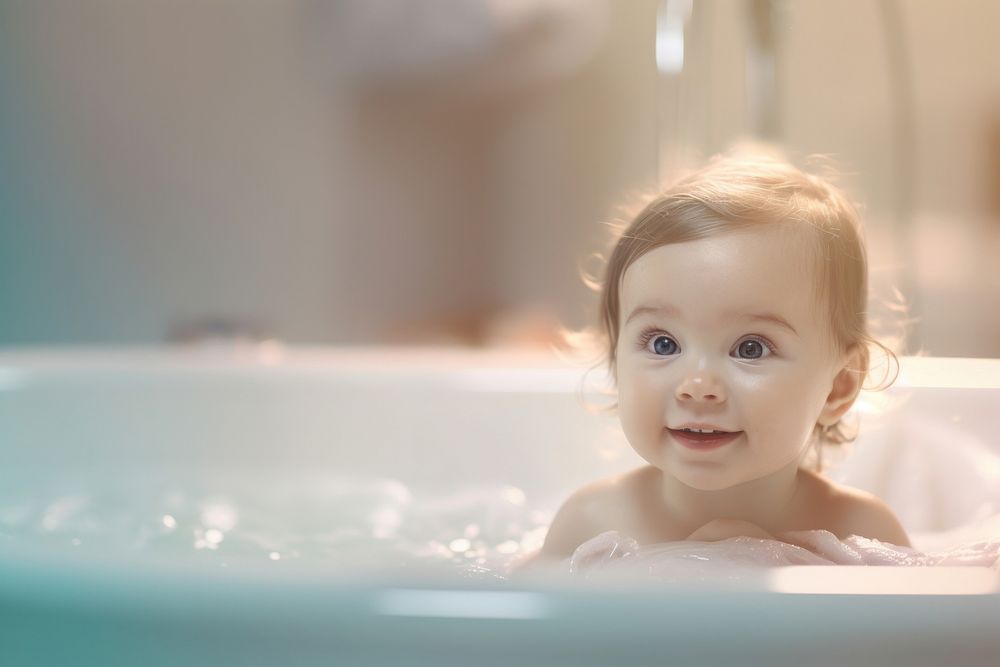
[200, 500, 238, 532]
[520, 526, 548, 552]
[41, 496, 88, 532]
[530, 511, 552, 525]
[496, 540, 520, 554]
[371, 507, 401, 539]
[449, 538, 471, 552]
[5, 474, 557, 577]
[501, 487, 526, 506]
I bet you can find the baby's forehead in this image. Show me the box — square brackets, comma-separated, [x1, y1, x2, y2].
[620, 227, 825, 319]
[623, 226, 820, 283]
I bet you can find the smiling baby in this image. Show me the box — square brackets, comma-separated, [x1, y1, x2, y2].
[532, 148, 910, 565]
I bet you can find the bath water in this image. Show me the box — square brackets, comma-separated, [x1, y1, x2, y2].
[5, 466, 998, 581]
[0, 468, 548, 576]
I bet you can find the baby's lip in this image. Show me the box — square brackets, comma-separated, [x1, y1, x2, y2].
[670, 423, 739, 432]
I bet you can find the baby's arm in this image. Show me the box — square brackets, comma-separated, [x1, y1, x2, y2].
[516, 487, 603, 568]
[836, 493, 911, 547]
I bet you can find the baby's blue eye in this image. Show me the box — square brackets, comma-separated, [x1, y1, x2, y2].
[733, 338, 771, 360]
[649, 335, 679, 356]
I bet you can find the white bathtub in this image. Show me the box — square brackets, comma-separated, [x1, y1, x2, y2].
[1, 346, 999, 666]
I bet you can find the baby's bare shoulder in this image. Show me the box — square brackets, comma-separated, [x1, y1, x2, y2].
[820, 478, 911, 547]
[535, 467, 650, 562]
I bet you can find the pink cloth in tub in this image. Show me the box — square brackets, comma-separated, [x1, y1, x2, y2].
[568, 530, 1000, 581]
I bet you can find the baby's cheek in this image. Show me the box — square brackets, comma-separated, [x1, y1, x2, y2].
[748, 383, 819, 454]
[617, 370, 664, 452]
[740, 382, 811, 436]
[779, 372, 831, 437]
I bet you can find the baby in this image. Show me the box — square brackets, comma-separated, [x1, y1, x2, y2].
[533, 148, 911, 565]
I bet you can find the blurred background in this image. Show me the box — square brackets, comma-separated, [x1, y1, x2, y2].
[0, 0, 997, 356]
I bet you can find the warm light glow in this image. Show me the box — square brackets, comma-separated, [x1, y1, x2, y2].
[656, 0, 692, 74]
[256, 339, 285, 365]
[767, 566, 999, 594]
[898, 357, 1000, 389]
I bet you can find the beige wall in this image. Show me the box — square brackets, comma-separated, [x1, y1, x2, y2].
[0, 1, 348, 342]
[0, 0, 655, 344]
[0, 0, 997, 355]
[656, 0, 1000, 357]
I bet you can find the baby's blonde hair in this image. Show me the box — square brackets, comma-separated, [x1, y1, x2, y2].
[580, 146, 899, 471]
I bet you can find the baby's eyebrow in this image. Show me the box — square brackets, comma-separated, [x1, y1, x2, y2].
[625, 303, 681, 325]
[737, 312, 798, 336]
[624, 303, 798, 336]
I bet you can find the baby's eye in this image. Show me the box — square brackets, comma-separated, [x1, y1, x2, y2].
[645, 334, 679, 356]
[732, 336, 775, 360]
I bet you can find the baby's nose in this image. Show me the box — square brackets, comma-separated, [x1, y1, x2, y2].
[675, 374, 727, 403]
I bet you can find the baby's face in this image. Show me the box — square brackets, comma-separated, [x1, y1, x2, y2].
[616, 226, 844, 491]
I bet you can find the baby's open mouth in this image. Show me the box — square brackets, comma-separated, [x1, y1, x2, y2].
[677, 427, 731, 434]
[667, 428, 743, 448]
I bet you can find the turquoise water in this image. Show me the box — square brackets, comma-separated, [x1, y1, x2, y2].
[0, 469, 550, 576]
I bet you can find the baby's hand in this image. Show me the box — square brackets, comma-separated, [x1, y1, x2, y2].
[686, 518, 776, 542]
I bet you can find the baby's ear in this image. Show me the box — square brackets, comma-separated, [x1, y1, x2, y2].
[818, 344, 867, 426]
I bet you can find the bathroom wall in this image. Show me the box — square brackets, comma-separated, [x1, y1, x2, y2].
[0, 1, 349, 343]
[774, 0, 1000, 358]
[0, 0, 651, 346]
[0, 0, 996, 356]
[671, 0, 1000, 357]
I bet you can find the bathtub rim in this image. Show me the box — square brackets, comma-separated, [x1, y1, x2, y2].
[0, 345, 998, 391]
